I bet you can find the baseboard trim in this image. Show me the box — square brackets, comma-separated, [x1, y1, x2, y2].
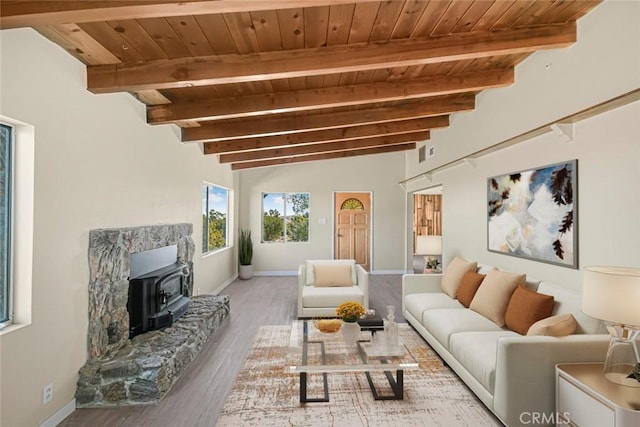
[211, 274, 238, 294]
[252, 269, 405, 276]
[253, 271, 298, 276]
[371, 269, 405, 275]
[40, 398, 75, 427]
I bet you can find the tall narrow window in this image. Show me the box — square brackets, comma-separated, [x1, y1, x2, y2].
[202, 183, 230, 254]
[1, 124, 12, 327]
[262, 192, 309, 243]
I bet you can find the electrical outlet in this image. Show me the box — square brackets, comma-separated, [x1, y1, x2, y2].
[43, 383, 53, 405]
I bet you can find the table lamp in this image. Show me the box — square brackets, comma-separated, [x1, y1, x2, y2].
[582, 266, 640, 387]
[416, 235, 442, 272]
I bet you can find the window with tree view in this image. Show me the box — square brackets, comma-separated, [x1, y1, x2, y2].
[1, 124, 12, 327]
[262, 193, 309, 243]
[202, 183, 230, 254]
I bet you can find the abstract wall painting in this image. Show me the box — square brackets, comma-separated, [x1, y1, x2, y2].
[487, 160, 578, 268]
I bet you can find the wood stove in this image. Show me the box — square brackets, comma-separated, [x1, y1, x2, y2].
[127, 261, 192, 339]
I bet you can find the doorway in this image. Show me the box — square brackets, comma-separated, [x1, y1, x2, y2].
[334, 192, 371, 271]
[412, 186, 442, 273]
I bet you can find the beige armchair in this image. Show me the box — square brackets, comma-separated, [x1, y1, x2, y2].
[297, 259, 369, 318]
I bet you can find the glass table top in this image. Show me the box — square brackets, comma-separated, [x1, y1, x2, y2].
[286, 320, 419, 374]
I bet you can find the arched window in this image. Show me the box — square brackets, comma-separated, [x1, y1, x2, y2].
[340, 198, 364, 210]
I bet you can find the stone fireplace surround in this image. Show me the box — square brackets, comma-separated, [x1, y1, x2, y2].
[76, 223, 230, 406]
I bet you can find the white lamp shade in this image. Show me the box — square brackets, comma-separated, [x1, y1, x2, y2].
[583, 266, 640, 326]
[416, 235, 442, 256]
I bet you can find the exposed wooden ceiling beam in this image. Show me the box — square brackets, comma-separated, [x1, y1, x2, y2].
[230, 143, 416, 170]
[149, 69, 510, 124]
[183, 95, 474, 142]
[203, 117, 445, 154]
[0, 0, 379, 29]
[34, 24, 120, 65]
[87, 24, 575, 93]
[218, 132, 428, 163]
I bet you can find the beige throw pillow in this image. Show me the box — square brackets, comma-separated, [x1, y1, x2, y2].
[527, 313, 577, 336]
[469, 269, 525, 327]
[306, 260, 356, 285]
[441, 257, 478, 298]
[313, 264, 355, 287]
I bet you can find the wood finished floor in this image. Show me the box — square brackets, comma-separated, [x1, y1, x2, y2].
[59, 274, 405, 427]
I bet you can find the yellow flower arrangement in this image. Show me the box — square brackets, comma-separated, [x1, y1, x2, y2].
[336, 301, 365, 322]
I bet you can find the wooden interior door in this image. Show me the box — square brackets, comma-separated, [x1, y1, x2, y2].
[334, 192, 371, 271]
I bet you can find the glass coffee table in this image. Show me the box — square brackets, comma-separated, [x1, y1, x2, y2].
[286, 320, 419, 403]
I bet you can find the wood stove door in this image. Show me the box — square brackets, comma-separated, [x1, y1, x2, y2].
[158, 271, 185, 311]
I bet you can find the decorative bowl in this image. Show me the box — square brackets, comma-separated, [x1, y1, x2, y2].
[312, 318, 342, 334]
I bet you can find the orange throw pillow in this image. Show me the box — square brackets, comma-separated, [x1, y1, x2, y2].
[456, 271, 485, 308]
[505, 286, 555, 335]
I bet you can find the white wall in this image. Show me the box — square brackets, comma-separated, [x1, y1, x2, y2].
[437, 101, 639, 289]
[404, 0, 640, 289]
[239, 152, 407, 273]
[0, 29, 237, 427]
[406, 0, 640, 179]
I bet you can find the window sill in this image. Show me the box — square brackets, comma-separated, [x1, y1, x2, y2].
[0, 321, 30, 336]
[202, 245, 233, 259]
[261, 241, 310, 244]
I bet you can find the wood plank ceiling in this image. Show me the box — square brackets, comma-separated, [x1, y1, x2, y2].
[1, 1, 602, 170]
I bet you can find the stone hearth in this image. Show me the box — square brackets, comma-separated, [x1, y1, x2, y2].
[76, 223, 230, 406]
[76, 294, 229, 406]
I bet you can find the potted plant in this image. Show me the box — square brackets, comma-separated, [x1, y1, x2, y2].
[424, 257, 440, 273]
[238, 229, 253, 280]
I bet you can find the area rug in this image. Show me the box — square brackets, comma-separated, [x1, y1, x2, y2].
[215, 324, 500, 426]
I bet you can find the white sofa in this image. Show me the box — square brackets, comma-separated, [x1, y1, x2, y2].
[402, 265, 610, 427]
[297, 259, 369, 318]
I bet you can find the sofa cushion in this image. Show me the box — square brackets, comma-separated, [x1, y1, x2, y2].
[527, 313, 577, 337]
[504, 285, 554, 335]
[305, 259, 356, 286]
[449, 331, 519, 393]
[470, 269, 525, 327]
[313, 264, 354, 287]
[456, 271, 486, 308]
[302, 285, 364, 308]
[404, 293, 464, 321]
[537, 282, 603, 334]
[421, 308, 503, 350]
[441, 256, 478, 298]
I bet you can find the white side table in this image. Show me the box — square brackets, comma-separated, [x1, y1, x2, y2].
[556, 363, 640, 427]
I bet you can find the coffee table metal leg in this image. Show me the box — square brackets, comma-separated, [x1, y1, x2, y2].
[364, 369, 404, 400]
[300, 372, 307, 402]
[356, 342, 405, 400]
[299, 372, 329, 403]
[300, 337, 330, 403]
